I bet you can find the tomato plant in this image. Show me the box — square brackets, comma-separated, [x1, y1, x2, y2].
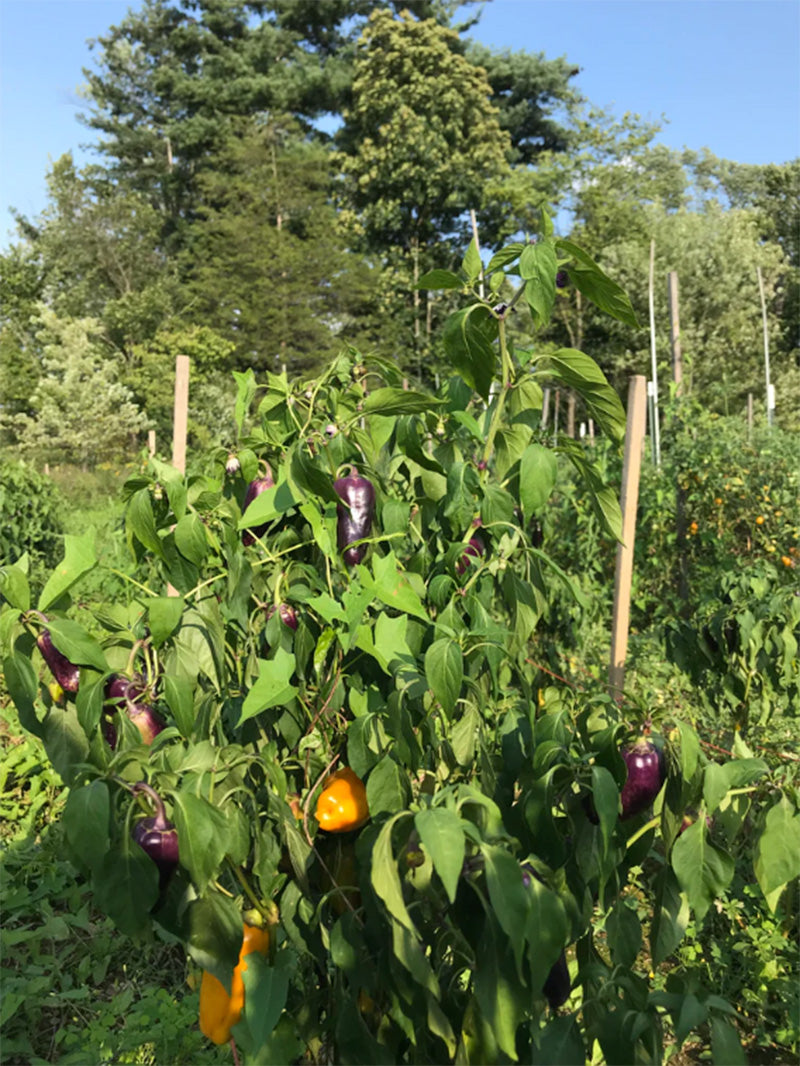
[1, 216, 798, 1065]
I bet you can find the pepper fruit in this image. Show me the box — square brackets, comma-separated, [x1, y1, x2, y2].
[455, 534, 485, 577]
[315, 768, 370, 833]
[199, 923, 271, 1045]
[102, 673, 165, 748]
[131, 782, 179, 891]
[37, 629, 80, 693]
[334, 473, 375, 566]
[241, 467, 275, 546]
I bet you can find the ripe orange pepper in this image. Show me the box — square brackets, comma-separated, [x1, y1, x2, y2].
[315, 767, 369, 833]
[199, 923, 270, 1045]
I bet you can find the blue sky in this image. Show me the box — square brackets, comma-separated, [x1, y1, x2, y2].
[1, 0, 798, 244]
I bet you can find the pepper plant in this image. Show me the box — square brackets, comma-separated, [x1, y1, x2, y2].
[1, 212, 797, 1065]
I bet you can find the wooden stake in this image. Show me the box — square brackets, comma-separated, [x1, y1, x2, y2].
[747, 392, 754, 440]
[168, 355, 190, 597]
[609, 376, 647, 700]
[148, 430, 156, 458]
[668, 271, 683, 397]
[566, 391, 576, 438]
[541, 387, 551, 430]
[172, 355, 190, 476]
[648, 241, 661, 466]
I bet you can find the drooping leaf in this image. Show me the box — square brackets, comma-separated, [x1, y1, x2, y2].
[239, 650, 298, 726]
[442, 304, 497, 401]
[425, 638, 463, 718]
[671, 817, 735, 920]
[414, 807, 465, 903]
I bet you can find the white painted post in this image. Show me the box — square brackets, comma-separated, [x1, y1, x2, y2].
[609, 376, 648, 699]
[756, 266, 773, 427]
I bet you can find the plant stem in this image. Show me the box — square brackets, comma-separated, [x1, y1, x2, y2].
[625, 815, 660, 849]
[482, 317, 513, 465]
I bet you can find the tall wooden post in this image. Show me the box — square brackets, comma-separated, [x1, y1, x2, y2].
[566, 392, 576, 438]
[648, 241, 661, 466]
[541, 388, 551, 430]
[747, 393, 754, 440]
[168, 355, 190, 597]
[148, 430, 156, 458]
[609, 376, 647, 699]
[172, 355, 190, 476]
[668, 271, 682, 396]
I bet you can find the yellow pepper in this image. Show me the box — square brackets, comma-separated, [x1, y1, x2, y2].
[315, 767, 369, 833]
[199, 923, 270, 1045]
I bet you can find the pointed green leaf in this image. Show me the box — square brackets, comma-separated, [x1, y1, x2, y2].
[171, 791, 230, 894]
[414, 808, 465, 903]
[38, 531, 97, 612]
[239, 649, 298, 726]
[672, 817, 735, 920]
[148, 596, 184, 647]
[424, 638, 463, 717]
[417, 268, 464, 290]
[442, 304, 497, 401]
[556, 238, 640, 328]
[519, 443, 557, 518]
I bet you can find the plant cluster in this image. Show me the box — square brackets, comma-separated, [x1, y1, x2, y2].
[2, 224, 798, 1066]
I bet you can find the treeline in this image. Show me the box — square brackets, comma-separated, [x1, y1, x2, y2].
[1, 0, 798, 467]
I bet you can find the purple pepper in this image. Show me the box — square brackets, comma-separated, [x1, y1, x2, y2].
[267, 604, 298, 631]
[542, 949, 570, 1008]
[620, 738, 665, 820]
[37, 630, 80, 693]
[102, 673, 164, 748]
[456, 534, 485, 577]
[131, 782, 179, 891]
[242, 468, 275, 546]
[556, 270, 570, 289]
[334, 473, 375, 566]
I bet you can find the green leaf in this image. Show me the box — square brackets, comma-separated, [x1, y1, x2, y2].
[0, 564, 30, 611]
[534, 1015, 585, 1066]
[92, 844, 158, 938]
[591, 764, 619, 860]
[370, 813, 415, 932]
[461, 237, 483, 284]
[63, 781, 110, 874]
[366, 755, 409, 816]
[163, 674, 195, 738]
[556, 238, 640, 328]
[233, 369, 257, 434]
[703, 758, 769, 814]
[362, 387, 442, 416]
[486, 242, 525, 274]
[239, 649, 298, 726]
[474, 916, 526, 1060]
[290, 449, 338, 504]
[442, 462, 479, 536]
[425, 638, 463, 717]
[44, 618, 107, 673]
[606, 900, 641, 969]
[414, 808, 464, 903]
[524, 877, 568, 995]
[126, 489, 166, 560]
[710, 1016, 747, 1065]
[442, 304, 497, 401]
[185, 892, 244, 992]
[754, 796, 800, 910]
[371, 552, 428, 621]
[520, 241, 557, 326]
[76, 675, 105, 737]
[41, 703, 89, 785]
[174, 513, 208, 566]
[650, 867, 690, 966]
[37, 531, 97, 612]
[3, 652, 44, 737]
[148, 596, 184, 647]
[238, 481, 298, 529]
[150, 458, 187, 521]
[171, 791, 230, 894]
[482, 844, 531, 961]
[541, 348, 626, 444]
[671, 817, 735, 920]
[236, 952, 292, 1055]
[417, 268, 464, 290]
[519, 443, 557, 518]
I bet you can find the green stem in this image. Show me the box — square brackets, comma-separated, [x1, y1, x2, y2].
[228, 861, 270, 921]
[105, 568, 158, 598]
[482, 316, 513, 465]
[625, 815, 660, 849]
